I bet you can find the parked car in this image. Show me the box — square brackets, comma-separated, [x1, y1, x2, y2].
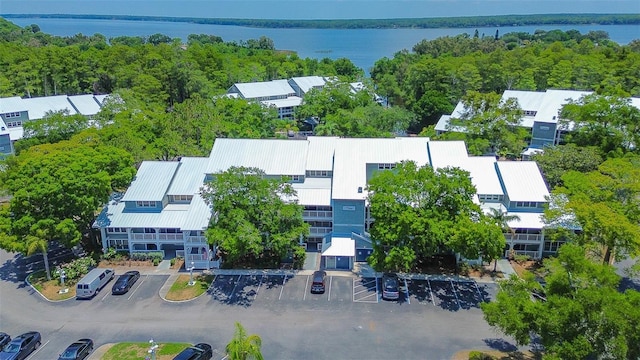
[172, 343, 212, 360]
[76, 268, 115, 299]
[111, 270, 141, 295]
[0, 333, 10, 350]
[58, 339, 93, 360]
[381, 274, 400, 301]
[0, 331, 41, 360]
[310, 270, 327, 294]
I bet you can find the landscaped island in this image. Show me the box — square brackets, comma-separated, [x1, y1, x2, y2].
[2, 13, 639, 29]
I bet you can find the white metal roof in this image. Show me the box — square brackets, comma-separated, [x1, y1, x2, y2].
[0, 96, 24, 113]
[67, 94, 102, 115]
[121, 161, 180, 201]
[207, 138, 309, 176]
[289, 76, 326, 94]
[497, 161, 549, 202]
[306, 136, 337, 171]
[427, 141, 468, 168]
[322, 236, 355, 257]
[167, 157, 209, 196]
[502, 90, 546, 112]
[231, 80, 296, 100]
[506, 211, 546, 230]
[22, 95, 76, 120]
[292, 177, 332, 206]
[102, 194, 211, 231]
[332, 137, 430, 200]
[94, 94, 109, 105]
[458, 157, 504, 196]
[534, 89, 592, 124]
[261, 96, 303, 108]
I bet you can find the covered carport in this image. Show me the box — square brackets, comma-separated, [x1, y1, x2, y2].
[321, 237, 355, 270]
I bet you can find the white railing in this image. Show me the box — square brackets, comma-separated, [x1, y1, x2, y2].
[158, 233, 183, 241]
[505, 250, 540, 260]
[185, 253, 209, 261]
[186, 236, 207, 244]
[309, 227, 332, 235]
[132, 233, 155, 240]
[303, 210, 333, 219]
[505, 233, 543, 242]
[176, 250, 185, 258]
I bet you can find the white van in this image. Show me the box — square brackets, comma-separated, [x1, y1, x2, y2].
[76, 268, 115, 299]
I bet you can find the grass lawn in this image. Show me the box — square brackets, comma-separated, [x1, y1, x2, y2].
[28, 270, 76, 301]
[102, 342, 190, 360]
[165, 274, 214, 301]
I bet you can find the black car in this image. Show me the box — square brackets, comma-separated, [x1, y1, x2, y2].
[0, 331, 41, 360]
[111, 270, 141, 295]
[58, 339, 93, 360]
[381, 274, 400, 301]
[0, 333, 10, 350]
[310, 270, 327, 294]
[173, 343, 212, 360]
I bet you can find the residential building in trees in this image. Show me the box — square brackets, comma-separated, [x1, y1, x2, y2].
[0, 94, 109, 155]
[96, 137, 560, 270]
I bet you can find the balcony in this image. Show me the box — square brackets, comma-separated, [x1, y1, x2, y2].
[131, 233, 184, 242]
[303, 210, 333, 220]
[309, 227, 332, 236]
[504, 233, 543, 243]
[186, 236, 207, 244]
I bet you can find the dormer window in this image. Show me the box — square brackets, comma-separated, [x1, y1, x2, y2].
[170, 195, 193, 203]
[136, 201, 155, 208]
[378, 163, 395, 170]
[286, 175, 303, 183]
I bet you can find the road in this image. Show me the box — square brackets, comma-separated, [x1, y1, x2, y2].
[0, 249, 524, 360]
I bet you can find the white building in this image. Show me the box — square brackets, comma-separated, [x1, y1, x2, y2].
[96, 137, 559, 270]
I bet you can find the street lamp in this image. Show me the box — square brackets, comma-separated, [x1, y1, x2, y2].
[188, 261, 195, 286]
[148, 338, 158, 360]
[57, 267, 68, 294]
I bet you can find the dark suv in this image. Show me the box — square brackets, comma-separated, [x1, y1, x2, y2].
[172, 343, 212, 360]
[0, 331, 41, 360]
[310, 270, 327, 294]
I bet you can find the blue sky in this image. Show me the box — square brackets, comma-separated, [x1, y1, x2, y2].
[1, 0, 639, 19]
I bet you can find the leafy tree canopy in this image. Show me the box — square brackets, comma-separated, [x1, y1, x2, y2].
[366, 161, 505, 272]
[531, 144, 603, 190]
[482, 243, 640, 360]
[200, 166, 309, 268]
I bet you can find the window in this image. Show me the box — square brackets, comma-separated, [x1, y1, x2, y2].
[136, 201, 155, 207]
[378, 163, 395, 170]
[3, 112, 20, 118]
[539, 126, 550, 131]
[107, 227, 127, 233]
[170, 195, 192, 203]
[287, 175, 303, 182]
[524, 110, 537, 116]
[6, 121, 22, 127]
[144, 228, 155, 233]
[159, 228, 181, 233]
[306, 170, 331, 178]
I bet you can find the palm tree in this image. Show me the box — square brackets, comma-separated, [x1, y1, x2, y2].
[26, 235, 51, 280]
[487, 208, 520, 271]
[226, 322, 263, 360]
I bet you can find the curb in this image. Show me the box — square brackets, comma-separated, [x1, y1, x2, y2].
[159, 273, 214, 303]
[25, 273, 75, 303]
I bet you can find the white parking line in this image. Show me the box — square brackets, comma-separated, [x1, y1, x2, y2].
[449, 279, 461, 310]
[327, 276, 332, 301]
[278, 275, 287, 300]
[100, 290, 109, 302]
[352, 278, 379, 303]
[254, 274, 264, 300]
[26, 339, 50, 359]
[404, 278, 410, 304]
[375, 277, 379, 303]
[229, 275, 242, 299]
[127, 275, 147, 300]
[303, 275, 309, 301]
[473, 281, 483, 302]
[427, 279, 435, 305]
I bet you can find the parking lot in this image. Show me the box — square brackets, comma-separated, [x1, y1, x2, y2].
[204, 273, 497, 310]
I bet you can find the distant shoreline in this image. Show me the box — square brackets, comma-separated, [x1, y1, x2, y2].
[2, 13, 639, 29]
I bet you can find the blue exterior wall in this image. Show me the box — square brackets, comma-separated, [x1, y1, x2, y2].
[0, 134, 12, 155]
[0, 110, 29, 122]
[332, 199, 365, 235]
[530, 122, 557, 149]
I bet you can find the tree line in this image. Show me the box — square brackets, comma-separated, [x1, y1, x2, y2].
[3, 13, 639, 29]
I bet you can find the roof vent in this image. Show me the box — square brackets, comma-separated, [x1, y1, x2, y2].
[552, 116, 556, 120]
[357, 187, 363, 193]
[1, 127, 4, 131]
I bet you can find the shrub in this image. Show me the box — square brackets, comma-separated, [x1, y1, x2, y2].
[102, 247, 117, 260]
[468, 351, 495, 360]
[458, 262, 470, 275]
[130, 252, 163, 262]
[513, 254, 531, 264]
[52, 256, 97, 283]
[152, 258, 160, 266]
[170, 258, 176, 266]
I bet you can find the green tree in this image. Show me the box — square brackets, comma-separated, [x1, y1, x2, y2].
[0, 132, 136, 258]
[449, 91, 528, 156]
[16, 110, 90, 153]
[200, 167, 309, 268]
[366, 161, 504, 272]
[226, 322, 263, 360]
[481, 243, 640, 360]
[486, 208, 520, 270]
[531, 144, 603, 190]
